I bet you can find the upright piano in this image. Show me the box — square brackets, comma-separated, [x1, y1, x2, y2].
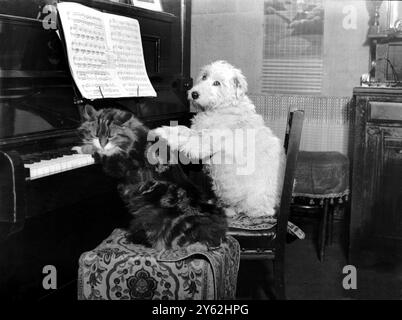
[0, 0, 191, 300]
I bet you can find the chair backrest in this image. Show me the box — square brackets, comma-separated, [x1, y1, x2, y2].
[276, 110, 304, 253]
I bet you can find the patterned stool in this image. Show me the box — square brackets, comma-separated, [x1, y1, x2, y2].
[78, 229, 240, 300]
[291, 151, 350, 261]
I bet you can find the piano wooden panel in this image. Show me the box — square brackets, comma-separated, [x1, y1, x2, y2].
[0, 0, 192, 300]
[0, 150, 26, 224]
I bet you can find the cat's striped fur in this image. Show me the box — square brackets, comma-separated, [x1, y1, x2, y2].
[77, 104, 227, 250]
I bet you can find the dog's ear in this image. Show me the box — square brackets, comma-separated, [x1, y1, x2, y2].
[233, 69, 248, 99]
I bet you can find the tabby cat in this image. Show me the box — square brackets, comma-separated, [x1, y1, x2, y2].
[76, 104, 227, 250]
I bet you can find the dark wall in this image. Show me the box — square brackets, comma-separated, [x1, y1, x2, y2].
[0, 0, 44, 18]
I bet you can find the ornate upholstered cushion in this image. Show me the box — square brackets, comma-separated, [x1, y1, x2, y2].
[78, 228, 240, 300]
[227, 214, 305, 250]
[293, 151, 350, 200]
[228, 214, 304, 238]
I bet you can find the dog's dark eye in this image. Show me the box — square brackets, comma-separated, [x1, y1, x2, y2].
[202, 74, 207, 80]
[213, 81, 221, 86]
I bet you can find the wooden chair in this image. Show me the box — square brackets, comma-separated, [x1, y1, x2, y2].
[290, 151, 350, 262]
[227, 110, 304, 300]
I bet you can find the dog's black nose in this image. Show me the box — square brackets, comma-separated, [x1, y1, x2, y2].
[191, 91, 199, 100]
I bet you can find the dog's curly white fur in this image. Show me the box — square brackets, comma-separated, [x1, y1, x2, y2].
[153, 61, 285, 217]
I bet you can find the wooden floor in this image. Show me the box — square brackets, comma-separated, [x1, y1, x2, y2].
[237, 218, 402, 300]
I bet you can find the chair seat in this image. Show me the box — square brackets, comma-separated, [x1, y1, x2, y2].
[292, 151, 349, 261]
[227, 214, 305, 250]
[78, 228, 241, 300]
[293, 151, 349, 200]
[228, 214, 305, 238]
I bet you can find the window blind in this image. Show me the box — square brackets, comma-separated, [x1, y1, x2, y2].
[262, 0, 324, 95]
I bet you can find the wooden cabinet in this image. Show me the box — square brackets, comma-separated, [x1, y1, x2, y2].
[350, 87, 402, 265]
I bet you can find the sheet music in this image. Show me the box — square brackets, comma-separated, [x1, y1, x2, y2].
[57, 2, 156, 100]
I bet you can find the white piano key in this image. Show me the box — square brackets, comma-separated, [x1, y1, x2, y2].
[24, 151, 95, 180]
[36, 166, 48, 177]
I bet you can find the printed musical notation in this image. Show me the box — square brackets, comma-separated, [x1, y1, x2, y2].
[57, 2, 156, 100]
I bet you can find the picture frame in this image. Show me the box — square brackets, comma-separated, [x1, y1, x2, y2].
[131, 0, 162, 12]
[386, 0, 402, 30]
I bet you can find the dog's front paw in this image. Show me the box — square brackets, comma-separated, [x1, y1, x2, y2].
[151, 127, 170, 141]
[224, 207, 237, 218]
[151, 127, 179, 150]
[152, 126, 190, 151]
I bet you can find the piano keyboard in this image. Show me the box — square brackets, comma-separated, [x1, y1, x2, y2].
[22, 147, 95, 180]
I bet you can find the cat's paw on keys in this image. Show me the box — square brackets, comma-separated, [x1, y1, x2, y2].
[71, 146, 83, 154]
[72, 145, 96, 155]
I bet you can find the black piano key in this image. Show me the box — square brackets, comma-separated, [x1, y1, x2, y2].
[54, 147, 73, 157]
[22, 154, 40, 162]
[21, 145, 82, 165]
[63, 149, 75, 155]
[22, 150, 64, 164]
[45, 152, 61, 158]
[41, 154, 54, 160]
[44, 151, 59, 156]
[30, 155, 44, 162]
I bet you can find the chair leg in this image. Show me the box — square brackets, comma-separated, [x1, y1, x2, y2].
[327, 205, 335, 246]
[319, 199, 329, 262]
[251, 261, 269, 300]
[258, 260, 276, 300]
[273, 259, 286, 300]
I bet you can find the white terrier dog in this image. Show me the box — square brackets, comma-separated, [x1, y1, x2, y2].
[153, 60, 285, 217]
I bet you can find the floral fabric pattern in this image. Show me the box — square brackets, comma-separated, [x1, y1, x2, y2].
[78, 229, 240, 300]
[228, 214, 305, 240]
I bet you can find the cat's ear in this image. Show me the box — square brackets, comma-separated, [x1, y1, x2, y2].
[116, 111, 132, 125]
[82, 104, 98, 121]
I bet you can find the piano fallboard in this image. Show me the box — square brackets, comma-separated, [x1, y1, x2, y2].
[0, 130, 116, 229]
